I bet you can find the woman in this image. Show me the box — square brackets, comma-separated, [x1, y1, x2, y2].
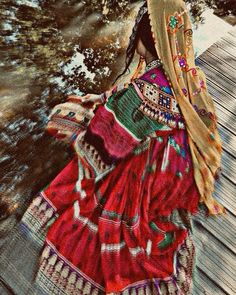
[1, 0, 224, 294]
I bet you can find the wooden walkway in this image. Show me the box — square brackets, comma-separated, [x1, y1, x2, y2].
[192, 27, 236, 295]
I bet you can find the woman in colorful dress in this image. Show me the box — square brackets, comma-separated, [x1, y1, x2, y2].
[0, 0, 224, 294]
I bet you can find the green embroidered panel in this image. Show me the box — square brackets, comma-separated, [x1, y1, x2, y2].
[105, 86, 169, 140]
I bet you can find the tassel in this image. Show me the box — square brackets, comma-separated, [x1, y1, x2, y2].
[45, 208, 54, 219]
[76, 277, 84, 290]
[138, 287, 145, 295]
[33, 195, 42, 207]
[167, 280, 178, 294]
[39, 202, 47, 212]
[48, 254, 57, 266]
[42, 246, 51, 259]
[61, 266, 69, 278]
[146, 285, 152, 295]
[83, 281, 92, 294]
[91, 288, 99, 295]
[55, 260, 64, 272]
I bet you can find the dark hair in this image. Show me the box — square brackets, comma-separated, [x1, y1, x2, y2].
[138, 13, 157, 57]
[115, 11, 158, 83]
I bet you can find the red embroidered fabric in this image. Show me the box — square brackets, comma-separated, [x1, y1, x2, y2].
[21, 66, 200, 294]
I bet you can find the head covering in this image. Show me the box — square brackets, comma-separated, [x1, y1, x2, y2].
[144, 0, 224, 214]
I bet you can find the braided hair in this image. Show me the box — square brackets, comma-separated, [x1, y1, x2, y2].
[115, 1, 158, 82]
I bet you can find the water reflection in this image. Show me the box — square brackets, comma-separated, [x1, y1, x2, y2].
[0, 0, 138, 232]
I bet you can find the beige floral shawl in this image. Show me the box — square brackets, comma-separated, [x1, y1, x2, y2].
[147, 0, 224, 214]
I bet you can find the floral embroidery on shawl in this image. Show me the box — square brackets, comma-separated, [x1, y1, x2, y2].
[167, 12, 184, 34]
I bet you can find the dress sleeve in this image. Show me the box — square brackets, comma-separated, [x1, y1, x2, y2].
[45, 83, 129, 145]
[73, 82, 176, 181]
[45, 99, 96, 145]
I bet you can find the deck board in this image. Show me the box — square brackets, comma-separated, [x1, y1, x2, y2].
[193, 27, 236, 295]
[214, 176, 236, 215]
[219, 127, 236, 157]
[207, 49, 236, 70]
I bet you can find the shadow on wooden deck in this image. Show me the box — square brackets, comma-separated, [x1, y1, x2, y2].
[192, 27, 236, 295]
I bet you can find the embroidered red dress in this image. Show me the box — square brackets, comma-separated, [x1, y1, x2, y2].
[21, 63, 200, 294]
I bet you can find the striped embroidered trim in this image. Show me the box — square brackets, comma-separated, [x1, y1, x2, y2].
[169, 135, 186, 158]
[74, 132, 114, 177]
[101, 208, 139, 225]
[73, 201, 80, 218]
[101, 241, 126, 252]
[73, 214, 98, 233]
[47, 116, 84, 133]
[38, 241, 105, 294]
[75, 159, 87, 199]
[21, 192, 58, 246]
[161, 136, 171, 172]
[36, 233, 195, 294]
[129, 246, 144, 256]
[100, 241, 152, 256]
[133, 137, 150, 155]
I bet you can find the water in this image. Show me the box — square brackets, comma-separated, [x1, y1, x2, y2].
[0, 0, 135, 231]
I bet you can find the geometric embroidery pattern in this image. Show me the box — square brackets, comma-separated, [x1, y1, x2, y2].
[134, 78, 185, 129]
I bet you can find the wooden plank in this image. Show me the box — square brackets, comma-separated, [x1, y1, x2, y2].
[194, 211, 236, 254]
[219, 126, 236, 158]
[206, 73, 236, 100]
[207, 79, 236, 114]
[221, 151, 236, 184]
[193, 268, 227, 295]
[198, 57, 236, 86]
[216, 41, 236, 60]
[221, 132, 236, 159]
[200, 51, 236, 81]
[206, 47, 236, 70]
[197, 60, 236, 96]
[217, 37, 236, 51]
[222, 35, 236, 48]
[228, 27, 236, 37]
[214, 175, 236, 215]
[0, 280, 14, 295]
[194, 228, 236, 277]
[215, 103, 236, 135]
[194, 227, 236, 295]
[228, 29, 236, 38]
[193, 26, 236, 295]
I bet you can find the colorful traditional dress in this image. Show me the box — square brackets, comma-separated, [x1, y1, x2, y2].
[21, 62, 201, 294]
[0, 0, 224, 294]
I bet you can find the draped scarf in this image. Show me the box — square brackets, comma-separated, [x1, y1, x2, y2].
[146, 0, 224, 214]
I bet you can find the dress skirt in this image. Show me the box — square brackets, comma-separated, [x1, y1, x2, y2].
[1, 65, 201, 294]
[20, 127, 200, 295]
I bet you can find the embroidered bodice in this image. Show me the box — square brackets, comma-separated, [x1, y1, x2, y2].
[132, 62, 185, 129]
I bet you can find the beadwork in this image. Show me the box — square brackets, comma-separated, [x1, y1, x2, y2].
[178, 54, 189, 71]
[167, 13, 184, 34]
[145, 59, 162, 72]
[134, 78, 185, 129]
